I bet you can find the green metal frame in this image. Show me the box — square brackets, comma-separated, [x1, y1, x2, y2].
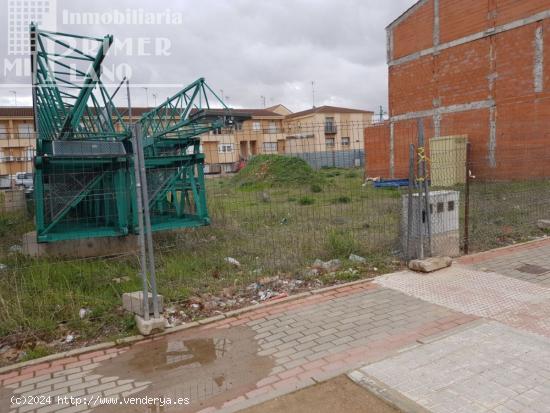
[32, 24, 131, 242]
[31, 24, 235, 242]
[135, 78, 230, 232]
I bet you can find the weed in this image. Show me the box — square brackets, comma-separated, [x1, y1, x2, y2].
[326, 229, 359, 257]
[298, 196, 315, 205]
[334, 196, 351, 204]
[310, 184, 323, 193]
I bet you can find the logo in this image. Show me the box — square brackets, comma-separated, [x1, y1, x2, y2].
[8, 0, 57, 56]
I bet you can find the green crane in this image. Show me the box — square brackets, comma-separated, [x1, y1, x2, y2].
[31, 24, 239, 242]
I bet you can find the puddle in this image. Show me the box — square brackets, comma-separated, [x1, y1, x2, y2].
[128, 337, 232, 374]
[94, 325, 274, 412]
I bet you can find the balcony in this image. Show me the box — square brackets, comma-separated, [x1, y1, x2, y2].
[324, 124, 337, 134]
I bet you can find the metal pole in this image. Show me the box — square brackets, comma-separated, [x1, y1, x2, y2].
[464, 142, 472, 255]
[127, 81, 150, 321]
[407, 144, 415, 260]
[417, 119, 432, 257]
[135, 126, 160, 319]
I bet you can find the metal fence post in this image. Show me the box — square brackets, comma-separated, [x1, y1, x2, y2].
[127, 81, 150, 321]
[135, 125, 160, 319]
[464, 142, 472, 255]
[407, 144, 415, 260]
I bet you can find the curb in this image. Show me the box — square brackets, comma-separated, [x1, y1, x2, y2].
[347, 370, 430, 413]
[0, 277, 376, 375]
[457, 236, 550, 265]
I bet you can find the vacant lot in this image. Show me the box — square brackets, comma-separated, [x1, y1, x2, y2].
[0, 156, 548, 363]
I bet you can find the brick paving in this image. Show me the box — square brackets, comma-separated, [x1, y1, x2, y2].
[0, 282, 476, 413]
[3, 240, 550, 412]
[352, 321, 550, 413]
[459, 237, 550, 286]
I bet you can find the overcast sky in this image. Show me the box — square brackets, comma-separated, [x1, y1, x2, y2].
[0, 0, 416, 112]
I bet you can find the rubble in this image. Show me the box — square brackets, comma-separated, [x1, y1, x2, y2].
[224, 257, 241, 267]
[79, 308, 90, 319]
[8, 245, 22, 254]
[312, 259, 342, 273]
[349, 254, 367, 263]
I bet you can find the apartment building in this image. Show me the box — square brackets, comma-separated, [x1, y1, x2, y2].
[0, 104, 374, 179]
[284, 106, 373, 153]
[0, 107, 35, 186]
[0, 106, 150, 186]
[201, 107, 287, 172]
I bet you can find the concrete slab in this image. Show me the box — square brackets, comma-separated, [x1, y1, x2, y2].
[354, 321, 550, 413]
[22, 231, 139, 258]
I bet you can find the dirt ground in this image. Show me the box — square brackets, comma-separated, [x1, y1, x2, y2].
[239, 375, 401, 413]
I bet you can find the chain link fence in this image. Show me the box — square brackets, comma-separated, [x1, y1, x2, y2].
[1, 118, 549, 363]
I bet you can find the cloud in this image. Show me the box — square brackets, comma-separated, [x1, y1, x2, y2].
[0, 0, 417, 111]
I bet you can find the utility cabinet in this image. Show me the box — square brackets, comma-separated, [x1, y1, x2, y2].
[401, 190, 460, 258]
[429, 136, 467, 187]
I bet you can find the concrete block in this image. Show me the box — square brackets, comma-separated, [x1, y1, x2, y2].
[122, 291, 164, 316]
[22, 231, 139, 259]
[135, 315, 165, 336]
[537, 219, 550, 230]
[0, 190, 26, 213]
[408, 257, 452, 273]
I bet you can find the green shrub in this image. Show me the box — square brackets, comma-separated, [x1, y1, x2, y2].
[327, 229, 359, 257]
[334, 196, 351, 204]
[298, 196, 315, 206]
[310, 184, 323, 193]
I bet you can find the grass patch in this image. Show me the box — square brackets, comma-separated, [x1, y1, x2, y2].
[326, 229, 359, 258]
[334, 196, 351, 204]
[298, 196, 315, 205]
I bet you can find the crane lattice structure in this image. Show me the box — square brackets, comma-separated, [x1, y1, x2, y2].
[31, 24, 237, 242]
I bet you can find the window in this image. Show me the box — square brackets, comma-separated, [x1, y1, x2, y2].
[448, 201, 455, 211]
[437, 202, 444, 213]
[325, 137, 335, 148]
[218, 143, 234, 153]
[252, 121, 261, 131]
[341, 137, 350, 146]
[0, 123, 7, 139]
[325, 117, 336, 134]
[268, 122, 278, 134]
[18, 123, 33, 138]
[263, 142, 277, 152]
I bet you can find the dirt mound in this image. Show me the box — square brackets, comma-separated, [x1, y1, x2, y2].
[233, 155, 321, 188]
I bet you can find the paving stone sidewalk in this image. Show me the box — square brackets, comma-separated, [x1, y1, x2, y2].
[459, 237, 550, 286]
[352, 321, 550, 413]
[0, 282, 476, 413]
[3, 239, 550, 413]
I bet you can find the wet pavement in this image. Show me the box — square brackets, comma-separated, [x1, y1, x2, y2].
[2, 238, 550, 412]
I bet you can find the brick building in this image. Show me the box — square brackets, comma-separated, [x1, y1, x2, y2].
[365, 0, 550, 180]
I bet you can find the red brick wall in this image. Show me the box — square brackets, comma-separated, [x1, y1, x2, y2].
[375, 1, 550, 180]
[495, 0, 550, 26]
[364, 123, 390, 178]
[392, 0, 434, 60]
[389, 56, 435, 115]
[435, 39, 491, 106]
[439, 0, 489, 44]
[495, 24, 538, 100]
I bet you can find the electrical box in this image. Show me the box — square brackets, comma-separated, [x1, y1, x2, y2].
[401, 190, 460, 258]
[430, 136, 467, 187]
